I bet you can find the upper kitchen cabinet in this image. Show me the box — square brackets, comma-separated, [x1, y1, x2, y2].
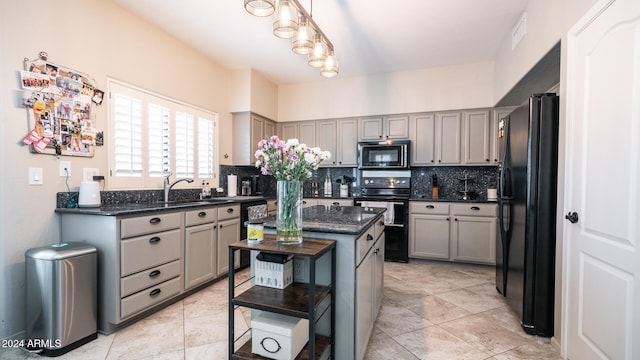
[359, 115, 409, 141]
[317, 119, 356, 167]
[299, 122, 316, 146]
[233, 112, 276, 165]
[411, 112, 461, 165]
[462, 110, 491, 164]
[490, 107, 516, 164]
[279, 122, 298, 141]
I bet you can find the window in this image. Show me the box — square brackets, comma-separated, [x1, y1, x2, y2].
[108, 80, 218, 189]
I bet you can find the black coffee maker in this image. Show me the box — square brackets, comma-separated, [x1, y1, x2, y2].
[250, 175, 261, 195]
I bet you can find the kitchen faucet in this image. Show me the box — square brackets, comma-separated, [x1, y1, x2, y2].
[163, 173, 194, 202]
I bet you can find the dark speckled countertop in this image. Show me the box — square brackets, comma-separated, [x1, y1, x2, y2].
[262, 205, 386, 235]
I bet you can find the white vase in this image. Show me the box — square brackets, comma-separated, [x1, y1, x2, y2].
[339, 184, 349, 198]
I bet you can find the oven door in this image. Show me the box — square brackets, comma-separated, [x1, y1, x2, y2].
[357, 141, 408, 169]
[354, 199, 409, 262]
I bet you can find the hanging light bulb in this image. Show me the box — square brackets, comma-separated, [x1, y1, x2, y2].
[244, 0, 275, 17]
[292, 16, 314, 55]
[273, 0, 298, 39]
[308, 33, 327, 67]
[321, 50, 339, 77]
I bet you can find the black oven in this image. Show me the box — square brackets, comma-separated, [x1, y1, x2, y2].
[354, 170, 411, 262]
[357, 140, 409, 169]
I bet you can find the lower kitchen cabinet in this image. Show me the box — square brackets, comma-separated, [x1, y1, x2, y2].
[185, 222, 217, 289]
[409, 202, 497, 265]
[216, 217, 240, 275]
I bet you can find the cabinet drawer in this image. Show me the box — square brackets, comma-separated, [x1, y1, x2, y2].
[217, 204, 240, 221]
[374, 216, 385, 240]
[356, 227, 376, 266]
[120, 277, 181, 319]
[121, 260, 181, 297]
[121, 212, 181, 239]
[185, 207, 217, 227]
[121, 229, 181, 276]
[452, 204, 497, 217]
[409, 202, 449, 215]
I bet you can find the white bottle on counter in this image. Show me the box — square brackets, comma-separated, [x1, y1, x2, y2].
[324, 176, 332, 197]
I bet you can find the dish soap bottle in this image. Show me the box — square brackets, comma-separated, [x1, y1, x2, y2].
[324, 176, 332, 197]
[432, 174, 439, 199]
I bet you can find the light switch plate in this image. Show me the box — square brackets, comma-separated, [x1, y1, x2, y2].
[29, 167, 43, 185]
[83, 168, 99, 182]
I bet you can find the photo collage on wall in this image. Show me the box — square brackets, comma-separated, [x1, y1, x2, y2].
[20, 59, 104, 156]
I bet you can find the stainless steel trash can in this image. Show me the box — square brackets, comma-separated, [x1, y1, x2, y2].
[25, 242, 97, 357]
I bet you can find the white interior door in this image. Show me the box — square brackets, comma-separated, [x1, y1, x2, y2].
[564, 0, 640, 359]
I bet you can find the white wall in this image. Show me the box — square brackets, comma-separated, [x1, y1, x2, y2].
[0, 0, 237, 340]
[278, 62, 495, 121]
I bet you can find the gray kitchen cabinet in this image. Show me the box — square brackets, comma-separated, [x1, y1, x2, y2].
[409, 113, 436, 165]
[233, 112, 276, 165]
[299, 121, 316, 146]
[409, 202, 451, 260]
[216, 204, 240, 276]
[359, 115, 409, 140]
[302, 198, 318, 208]
[409, 202, 497, 265]
[435, 112, 462, 164]
[316, 120, 336, 166]
[317, 198, 353, 206]
[336, 118, 358, 166]
[491, 107, 516, 164]
[59, 211, 185, 333]
[451, 204, 497, 264]
[462, 110, 491, 164]
[266, 199, 277, 216]
[184, 207, 218, 290]
[279, 122, 298, 141]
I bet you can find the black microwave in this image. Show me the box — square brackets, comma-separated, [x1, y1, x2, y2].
[357, 140, 410, 169]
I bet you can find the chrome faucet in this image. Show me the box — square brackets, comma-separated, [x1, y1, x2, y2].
[163, 173, 194, 202]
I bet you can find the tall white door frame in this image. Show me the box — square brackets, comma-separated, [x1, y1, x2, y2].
[562, 0, 640, 359]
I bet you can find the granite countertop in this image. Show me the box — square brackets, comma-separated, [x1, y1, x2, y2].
[262, 205, 386, 235]
[54, 196, 267, 216]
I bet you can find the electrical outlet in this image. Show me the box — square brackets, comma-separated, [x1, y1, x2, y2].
[83, 168, 99, 182]
[59, 161, 71, 176]
[293, 258, 308, 282]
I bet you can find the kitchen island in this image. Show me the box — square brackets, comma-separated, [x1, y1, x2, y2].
[260, 205, 386, 360]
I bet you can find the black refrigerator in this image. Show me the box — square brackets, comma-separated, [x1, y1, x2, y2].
[496, 93, 559, 337]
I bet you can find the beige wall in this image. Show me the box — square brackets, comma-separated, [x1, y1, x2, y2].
[0, 0, 237, 340]
[277, 61, 495, 121]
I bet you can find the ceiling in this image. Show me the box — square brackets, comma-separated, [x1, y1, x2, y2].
[110, 0, 529, 85]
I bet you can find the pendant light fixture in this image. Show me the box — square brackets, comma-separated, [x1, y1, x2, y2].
[321, 50, 338, 77]
[308, 34, 327, 67]
[273, 0, 298, 39]
[244, 0, 339, 78]
[292, 15, 314, 55]
[244, 0, 275, 17]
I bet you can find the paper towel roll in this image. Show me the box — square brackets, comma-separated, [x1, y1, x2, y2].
[227, 175, 237, 197]
[487, 188, 497, 201]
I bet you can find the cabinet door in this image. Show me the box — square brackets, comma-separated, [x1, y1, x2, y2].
[409, 214, 450, 260]
[359, 116, 384, 140]
[250, 115, 265, 165]
[185, 223, 217, 289]
[463, 110, 491, 164]
[316, 120, 336, 166]
[373, 236, 384, 317]
[436, 112, 461, 164]
[491, 107, 515, 164]
[384, 115, 409, 139]
[410, 113, 436, 165]
[451, 216, 496, 264]
[217, 218, 241, 275]
[264, 119, 276, 139]
[280, 122, 298, 141]
[355, 250, 374, 360]
[337, 118, 358, 166]
[299, 122, 316, 147]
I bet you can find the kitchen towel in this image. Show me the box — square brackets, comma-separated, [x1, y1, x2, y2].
[360, 201, 394, 225]
[227, 174, 237, 197]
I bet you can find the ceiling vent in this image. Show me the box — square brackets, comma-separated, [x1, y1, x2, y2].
[511, 12, 527, 50]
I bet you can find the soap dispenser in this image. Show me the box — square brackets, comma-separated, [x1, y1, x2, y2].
[324, 176, 332, 197]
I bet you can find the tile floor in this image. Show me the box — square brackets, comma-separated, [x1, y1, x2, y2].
[1, 259, 562, 360]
